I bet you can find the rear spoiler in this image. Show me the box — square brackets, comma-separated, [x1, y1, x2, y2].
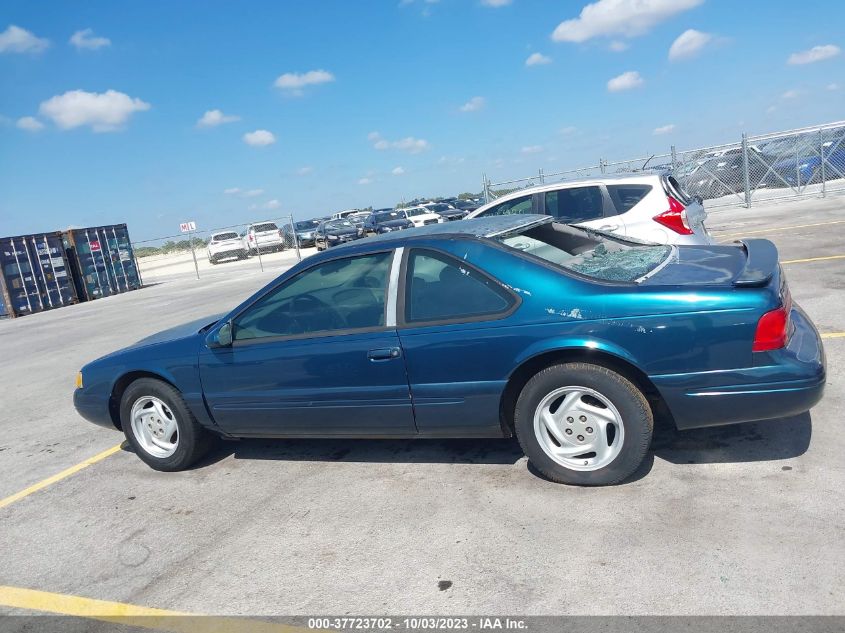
[733, 239, 779, 287]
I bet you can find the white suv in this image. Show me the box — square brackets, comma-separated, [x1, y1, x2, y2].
[402, 206, 447, 228]
[206, 231, 246, 264]
[242, 221, 285, 255]
[468, 173, 711, 246]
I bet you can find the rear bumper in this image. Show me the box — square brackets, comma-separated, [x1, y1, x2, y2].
[652, 306, 826, 430]
[209, 247, 244, 258]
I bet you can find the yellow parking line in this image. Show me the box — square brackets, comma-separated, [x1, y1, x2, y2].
[821, 332, 845, 339]
[0, 585, 301, 633]
[0, 444, 123, 510]
[781, 254, 845, 265]
[715, 219, 845, 239]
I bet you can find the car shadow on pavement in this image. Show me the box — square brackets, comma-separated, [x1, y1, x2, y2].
[191, 412, 811, 481]
[651, 412, 812, 464]
[201, 436, 526, 467]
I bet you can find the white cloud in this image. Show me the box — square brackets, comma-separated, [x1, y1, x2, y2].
[788, 44, 840, 65]
[653, 123, 676, 135]
[16, 116, 44, 132]
[480, 0, 512, 6]
[552, 0, 703, 42]
[296, 166, 314, 176]
[827, 83, 840, 91]
[609, 40, 628, 52]
[69, 28, 110, 50]
[607, 70, 644, 92]
[392, 166, 405, 175]
[766, 105, 777, 114]
[368, 131, 430, 153]
[263, 199, 281, 210]
[225, 187, 267, 198]
[668, 29, 713, 61]
[525, 52, 552, 66]
[243, 129, 276, 146]
[196, 109, 240, 127]
[38, 89, 150, 132]
[460, 96, 486, 112]
[358, 177, 373, 185]
[781, 89, 800, 99]
[559, 126, 577, 135]
[521, 145, 544, 154]
[0, 25, 49, 53]
[274, 69, 335, 95]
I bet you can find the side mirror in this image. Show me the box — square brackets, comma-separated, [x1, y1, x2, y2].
[207, 320, 233, 348]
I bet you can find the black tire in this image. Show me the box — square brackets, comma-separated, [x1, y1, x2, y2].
[120, 378, 215, 472]
[514, 362, 652, 486]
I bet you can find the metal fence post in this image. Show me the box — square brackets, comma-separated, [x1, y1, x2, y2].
[290, 214, 301, 261]
[741, 133, 752, 208]
[819, 129, 827, 198]
[599, 158, 606, 174]
[539, 168, 545, 184]
[482, 173, 489, 204]
[188, 229, 200, 279]
[670, 145, 678, 173]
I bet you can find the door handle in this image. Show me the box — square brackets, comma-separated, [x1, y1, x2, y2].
[598, 224, 619, 232]
[368, 347, 401, 361]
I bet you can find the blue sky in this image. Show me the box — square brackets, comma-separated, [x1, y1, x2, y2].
[1, 0, 844, 242]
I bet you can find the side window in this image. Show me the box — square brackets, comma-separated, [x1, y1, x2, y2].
[544, 186, 604, 222]
[607, 184, 652, 213]
[404, 250, 515, 324]
[479, 194, 533, 217]
[234, 252, 392, 340]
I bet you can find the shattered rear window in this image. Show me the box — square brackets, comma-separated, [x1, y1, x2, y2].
[496, 223, 671, 283]
[565, 243, 671, 282]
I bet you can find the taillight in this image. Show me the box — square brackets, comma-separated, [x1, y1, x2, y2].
[653, 197, 693, 235]
[249, 234, 254, 241]
[279, 230, 284, 237]
[753, 292, 792, 352]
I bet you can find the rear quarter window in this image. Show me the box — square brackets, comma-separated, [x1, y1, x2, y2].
[607, 184, 652, 213]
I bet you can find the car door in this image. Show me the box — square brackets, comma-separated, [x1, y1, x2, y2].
[198, 250, 415, 436]
[396, 247, 522, 437]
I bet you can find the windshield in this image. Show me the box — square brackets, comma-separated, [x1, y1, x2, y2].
[213, 232, 239, 240]
[325, 220, 354, 230]
[253, 223, 278, 232]
[495, 222, 671, 283]
[427, 204, 450, 212]
[406, 208, 426, 216]
[295, 220, 320, 230]
[374, 211, 403, 222]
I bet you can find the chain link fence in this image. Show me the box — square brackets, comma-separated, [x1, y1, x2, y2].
[131, 214, 307, 284]
[483, 120, 845, 210]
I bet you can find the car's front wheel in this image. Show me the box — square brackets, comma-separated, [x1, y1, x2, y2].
[120, 378, 215, 471]
[514, 363, 652, 486]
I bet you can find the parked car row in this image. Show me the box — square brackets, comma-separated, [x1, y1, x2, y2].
[208, 170, 720, 267]
[678, 126, 845, 199]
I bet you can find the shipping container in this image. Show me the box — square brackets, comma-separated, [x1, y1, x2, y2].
[63, 224, 141, 302]
[0, 232, 79, 318]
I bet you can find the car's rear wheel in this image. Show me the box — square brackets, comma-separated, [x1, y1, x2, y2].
[120, 378, 215, 472]
[514, 363, 652, 486]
